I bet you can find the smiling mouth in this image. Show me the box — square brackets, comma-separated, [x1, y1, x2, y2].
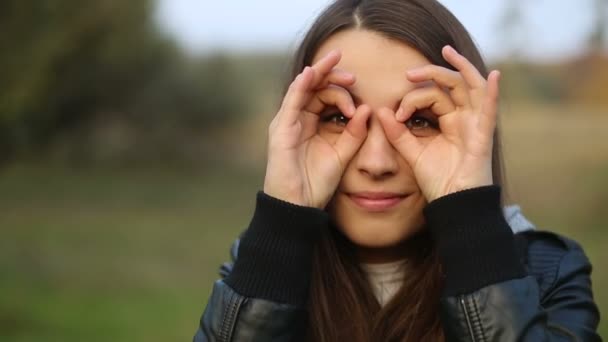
[347, 192, 408, 212]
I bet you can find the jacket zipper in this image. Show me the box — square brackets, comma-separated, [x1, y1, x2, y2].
[460, 295, 477, 342]
[219, 290, 245, 342]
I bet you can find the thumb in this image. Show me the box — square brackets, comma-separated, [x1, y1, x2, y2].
[333, 104, 371, 168]
[377, 107, 422, 165]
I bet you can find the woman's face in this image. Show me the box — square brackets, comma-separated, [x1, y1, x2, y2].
[312, 29, 439, 262]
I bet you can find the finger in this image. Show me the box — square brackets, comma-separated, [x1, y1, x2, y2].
[305, 85, 356, 117]
[377, 107, 422, 165]
[277, 49, 345, 126]
[309, 50, 342, 89]
[479, 70, 500, 135]
[314, 68, 356, 90]
[333, 105, 372, 168]
[395, 86, 456, 122]
[406, 66, 470, 107]
[278, 66, 314, 126]
[442, 45, 486, 90]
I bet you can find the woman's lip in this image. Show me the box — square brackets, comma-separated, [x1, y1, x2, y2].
[347, 193, 407, 211]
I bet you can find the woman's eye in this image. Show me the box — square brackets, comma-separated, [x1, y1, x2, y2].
[322, 113, 350, 127]
[406, 117, 430, 129]
[405, 113, 439, 132]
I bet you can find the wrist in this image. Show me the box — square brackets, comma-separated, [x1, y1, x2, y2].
[423, 186, 526, 296]
[430, 174, 493, 202]
[225, 191, 329, 305]
[263, 177, 309, 207]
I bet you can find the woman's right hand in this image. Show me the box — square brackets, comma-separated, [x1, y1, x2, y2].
[264, 51, 371, 209]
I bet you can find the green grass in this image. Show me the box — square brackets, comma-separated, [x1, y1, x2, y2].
[0, 164, 263, 341]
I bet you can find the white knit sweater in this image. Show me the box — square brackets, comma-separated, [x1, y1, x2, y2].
[360, 259, 408, 306]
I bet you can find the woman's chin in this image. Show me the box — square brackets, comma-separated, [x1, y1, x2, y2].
[328, 191, 427, 249]
[337, 218, 425, 249]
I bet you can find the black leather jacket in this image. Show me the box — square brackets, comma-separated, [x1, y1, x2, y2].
[193, 188, 601, 341]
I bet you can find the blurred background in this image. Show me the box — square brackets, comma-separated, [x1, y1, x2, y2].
[0, 0, 606, 340]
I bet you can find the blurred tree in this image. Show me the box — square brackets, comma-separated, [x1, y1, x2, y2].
[0, 0, 177, 163]
[588, 0, 608, 54]
[562, 0, 608, 107]
[0, 0, 249, 165]
[497, 0, 526, 60]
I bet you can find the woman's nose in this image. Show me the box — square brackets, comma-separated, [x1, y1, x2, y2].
[354, 115, 399, 179]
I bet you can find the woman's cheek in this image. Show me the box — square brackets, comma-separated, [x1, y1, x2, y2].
[411, 129, 441, 145]
[317, 127, 342, 144]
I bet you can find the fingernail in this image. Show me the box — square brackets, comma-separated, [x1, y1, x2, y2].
[396, 108, 403, 120]
[303, 67, 313, 78]
[407, 69, 422, 78]
[349, 105, 356, 115]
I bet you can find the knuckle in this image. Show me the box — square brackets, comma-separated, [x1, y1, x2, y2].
[402, 92, 416, 104]
[269, 116, 278, 129]
[288, 78, 300, 91]
[287, 81, 298, 93]
[268, 123, 276, 136]
[280, 92, 291, 106]
[425, 65, 437, 75]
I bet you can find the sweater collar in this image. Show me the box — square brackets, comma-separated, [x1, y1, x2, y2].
[504, 205, 535, 234]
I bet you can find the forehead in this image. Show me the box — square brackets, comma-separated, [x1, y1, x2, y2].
[312, 29, 432, 106]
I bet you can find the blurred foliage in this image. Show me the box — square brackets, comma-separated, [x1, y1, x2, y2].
[498, 55, 608, 107]
[0, 0, 252, 166]
[589, 0, 608, 53]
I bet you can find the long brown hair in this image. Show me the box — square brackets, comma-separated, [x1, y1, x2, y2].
[285, 0, 507, 340]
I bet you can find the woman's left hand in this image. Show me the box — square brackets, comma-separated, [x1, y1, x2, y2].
[377, 45, 500, 202]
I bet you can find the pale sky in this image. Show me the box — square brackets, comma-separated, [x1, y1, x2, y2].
[155, 0, 597, 62]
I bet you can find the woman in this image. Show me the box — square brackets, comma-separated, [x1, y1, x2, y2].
[194, 0, 600, 341]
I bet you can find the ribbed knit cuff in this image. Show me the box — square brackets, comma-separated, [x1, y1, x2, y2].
[424, 186, 526, 297]
[224, 191, 328, 306]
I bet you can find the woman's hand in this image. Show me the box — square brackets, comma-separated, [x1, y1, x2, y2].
[378, 45, 500, 202]
[264, 51, 371, 208]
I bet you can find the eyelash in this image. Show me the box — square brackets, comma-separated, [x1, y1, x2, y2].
[321, 111, 438, 131]
[321, 112, 349, 127]
[406, 112, 439, 131]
